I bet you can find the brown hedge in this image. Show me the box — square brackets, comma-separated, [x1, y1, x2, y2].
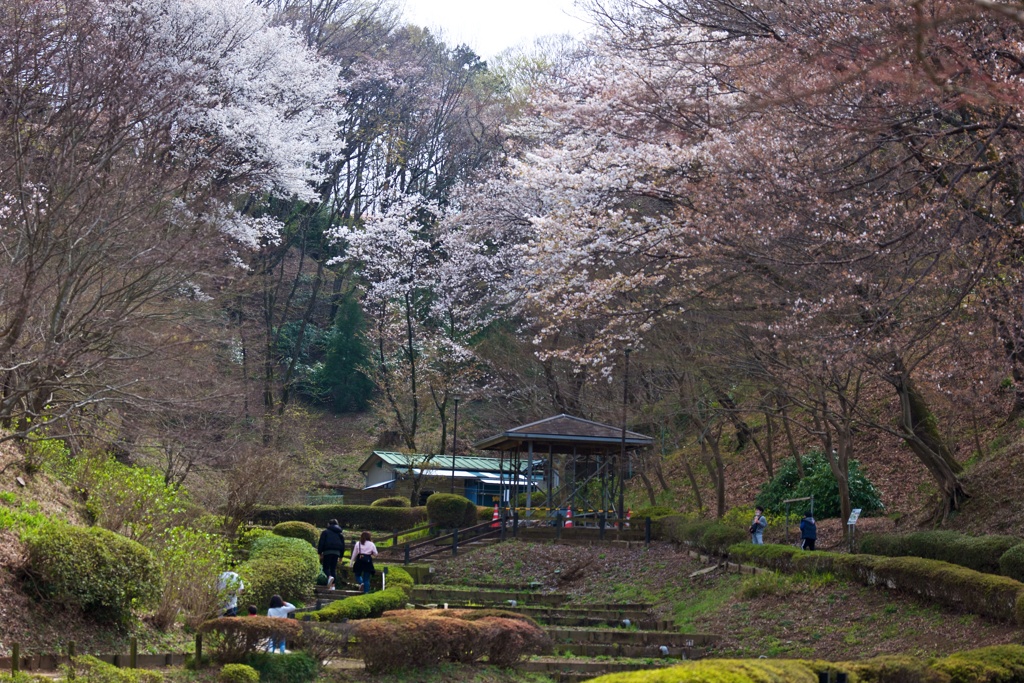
[353, 613, 550, 672]
[199, 617, 302, 662]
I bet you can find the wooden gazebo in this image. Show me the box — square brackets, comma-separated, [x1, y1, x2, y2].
[473, 414, 653, 521]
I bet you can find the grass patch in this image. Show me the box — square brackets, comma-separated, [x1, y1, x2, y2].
[672, 574, 741, 628]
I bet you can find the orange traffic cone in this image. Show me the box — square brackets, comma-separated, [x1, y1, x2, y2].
[565, 506, 573, 529]
[625, 508, 632, 529]
[491, 503, 500, 528]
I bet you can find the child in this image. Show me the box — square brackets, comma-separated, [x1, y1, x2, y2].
[266, 595, 296, 653]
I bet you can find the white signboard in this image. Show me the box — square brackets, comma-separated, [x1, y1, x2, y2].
[847, 508, 862, 525]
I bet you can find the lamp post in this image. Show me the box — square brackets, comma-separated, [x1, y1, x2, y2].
[619, 348, 631, 529]
[450, 395, 460, 493]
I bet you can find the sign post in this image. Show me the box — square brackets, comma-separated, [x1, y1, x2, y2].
[847, 508, 862, 552]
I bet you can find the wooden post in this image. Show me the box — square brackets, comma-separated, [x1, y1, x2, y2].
[68, 641, 76, 659]
[11, 643, 19, 673]
[130, 637, 137, 669]
[452, 527, 459, 556]
[645, 517, 652, 546]
[194, 633, 203, 669]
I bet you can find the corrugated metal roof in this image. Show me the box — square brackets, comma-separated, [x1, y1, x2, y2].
[360, 451, 528, 473]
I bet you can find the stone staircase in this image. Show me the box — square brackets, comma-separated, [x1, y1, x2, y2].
[405, 582, 720, 681]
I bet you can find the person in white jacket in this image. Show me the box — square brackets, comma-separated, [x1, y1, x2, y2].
[266, 594, 295, 653]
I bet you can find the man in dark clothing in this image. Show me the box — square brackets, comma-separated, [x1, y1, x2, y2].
[800, 511, 817, 551]
[317, 519, 345, 589]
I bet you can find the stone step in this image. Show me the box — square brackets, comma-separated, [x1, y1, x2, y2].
[409, 587, 569, 606]
[544, 628, 720, 648]
[552, 642, 704, 659]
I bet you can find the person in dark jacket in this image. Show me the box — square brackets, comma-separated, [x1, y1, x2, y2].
[800, 511, 817, 551]
[317, 519, 345, 589]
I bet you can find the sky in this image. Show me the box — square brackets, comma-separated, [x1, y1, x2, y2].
[400, 0, 592, 59]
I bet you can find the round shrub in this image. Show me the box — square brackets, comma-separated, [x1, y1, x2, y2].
[371, 497, 410, 508]
[243, 652, 318, 683]
[23, 520, 162, 624]
[240, 534, 320, 607]
[1001, 544, 1024, 583]
[478, 505, 494, 521]
[220, 664, 259, 683]
[272, 521, 318, 547]
[426, 493, 475, 529]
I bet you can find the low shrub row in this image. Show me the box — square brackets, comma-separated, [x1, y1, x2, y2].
[586, 645, 1024, 683]
[859, 530, 1022, 575]
[311, 566, 415, 622]
[355, 613, 551, 672]
[658, 515, 749, 555]
[252, 505, 425, 531]
[22, 521, 162, 625]
[729, 543, 1024, 624]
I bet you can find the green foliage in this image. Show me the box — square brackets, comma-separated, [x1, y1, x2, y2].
[1000, 544, 1024, 583]
[65, 656, 164, 683]
[0, 494, 47, 532]
[243, 652, 319, 683]
[632, 505, 676, 521]
[371, 497, 411, 508]
[739, 572, 800, 599]
[426, 493, 476, 528]
[79, 456, 190, 545]
[23, 520, 162, 624]
[272, 521, 318, 547]
[845, 655, 950, 683]
[300, 295, 375, 414]
[0, 673, 51, 683]
[26, 436, 72, 478]
[860, 531, 1021, 575]
[252, 505, 425, 531]
[754, 450, 884, 519]
[239, 534, 320, 608]
[152, 525, 231, 629]
[219, 664, 260, 683]
[656, 515, 747, 556]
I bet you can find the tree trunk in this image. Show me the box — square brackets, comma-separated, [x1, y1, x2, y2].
[885, 358, 967, 516]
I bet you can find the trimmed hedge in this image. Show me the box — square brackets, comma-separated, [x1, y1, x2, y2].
[272, 521, 318, 547]
[426, 493, 477, 528]
[371, 497, 410, 508]
[200, 617, 303, 663]
[243, 652, 318, 683]
[584, 646, 1024, 683]
[658, 515, 748, 556]
[1000, 544, 1024, 583]
[312, 566, 415, 623]
[354, 613, 550, 672]
[23, 521, 162, 624]
[252, 505, 426, 531]
[68, 656, 164, 683]
[219, 664, 260, 683]
[859, 531, 1022, 575]
[239, 535, 320, 608]
[729, 544, 1024, 625]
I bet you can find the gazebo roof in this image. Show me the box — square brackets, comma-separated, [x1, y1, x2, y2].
[473, 414, 653, 453]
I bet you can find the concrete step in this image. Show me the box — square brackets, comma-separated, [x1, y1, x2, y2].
[543, 628, 719, 649]
[409, 587, 569, 606]
[552, 642, 704, 659]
